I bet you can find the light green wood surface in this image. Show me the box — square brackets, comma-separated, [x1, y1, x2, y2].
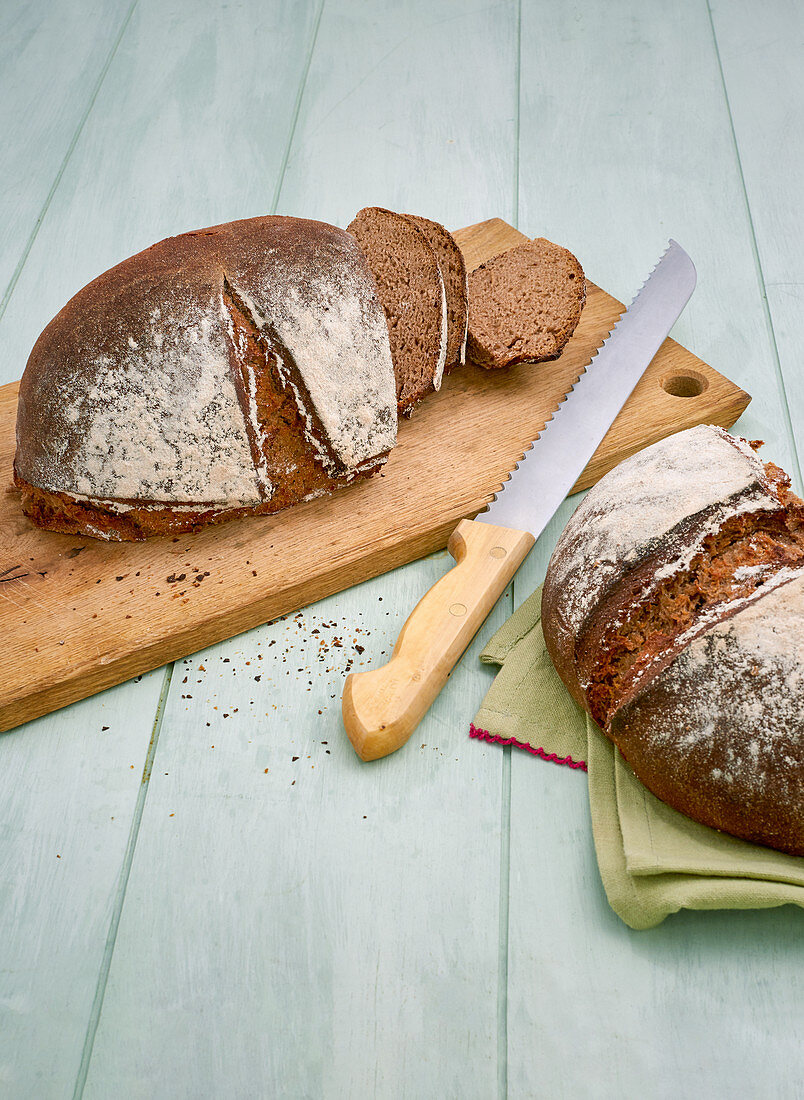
[0, 672, 167, 1099]
[82, 3, 518, 1093]
[0, 1, 802, 1097]
[508, 2, 804, 1096]
[0, 0, 135, 324]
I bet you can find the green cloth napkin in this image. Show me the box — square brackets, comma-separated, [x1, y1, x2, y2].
[472, 587, 804, 930]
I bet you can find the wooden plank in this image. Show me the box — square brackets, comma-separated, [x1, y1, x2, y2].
[0, 674, 167, 1098]
[507, 1, 804, 1096]
[514, 0, 797, 480]
[508, 752, 804, 1097]
[0, 7, 172, 1099]
[275, 0, 521, 230]
[82, 1, 519, 1095]
[0, 0, 324, 1096]
[0, 218, 748, 734]
[709, 0, 804, 490]
[0, 0, 133, 332]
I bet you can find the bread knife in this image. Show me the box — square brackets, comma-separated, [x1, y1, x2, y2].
[342, 241, 697, 760]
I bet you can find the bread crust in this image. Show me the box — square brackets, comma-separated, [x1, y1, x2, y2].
[13, 462, 380, 541]
[541, 425, 804, 855]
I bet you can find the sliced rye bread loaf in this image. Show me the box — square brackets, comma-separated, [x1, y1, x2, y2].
[347, 207, 447, 414]
[467, 237, 585, 369]
[406, 214, 468, 373]
[15, 216, 397, 541]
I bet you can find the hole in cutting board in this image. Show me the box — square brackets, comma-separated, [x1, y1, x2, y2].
[661, 371, 708, 398]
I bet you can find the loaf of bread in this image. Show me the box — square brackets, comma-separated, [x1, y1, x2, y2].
[542, 425, 804, 856]
[468, 237, 585, 369]
[14, 216, 398, 540]
[406, 213, 468, 374]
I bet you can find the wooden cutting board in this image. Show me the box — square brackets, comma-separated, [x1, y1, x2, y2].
[0, 218, 749, 733]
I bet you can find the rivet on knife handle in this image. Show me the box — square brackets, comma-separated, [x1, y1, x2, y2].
[342, 519, 534, 761]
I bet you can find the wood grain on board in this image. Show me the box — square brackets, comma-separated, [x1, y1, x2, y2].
[0, 217, 750, 733]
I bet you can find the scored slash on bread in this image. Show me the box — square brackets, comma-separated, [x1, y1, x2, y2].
[542, 425, 804, 856]
[467, 237, 586, 369]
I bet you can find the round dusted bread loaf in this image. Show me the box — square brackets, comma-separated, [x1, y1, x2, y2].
[14, 215, 397, 541]
[542, 424, 804, 855]
[468, 237, 585, 369]
[347, 207, 447, 414]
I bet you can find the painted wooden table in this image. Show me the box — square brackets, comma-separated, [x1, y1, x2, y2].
[1, 1, 802, 1096]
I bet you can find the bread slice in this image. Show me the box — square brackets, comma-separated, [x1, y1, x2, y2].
[467, 238, 585, 369]
[406, 214, 468, 372]
[347, 207, 447, 414]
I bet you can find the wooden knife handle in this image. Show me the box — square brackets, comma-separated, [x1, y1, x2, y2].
[342, 519, 535, 761]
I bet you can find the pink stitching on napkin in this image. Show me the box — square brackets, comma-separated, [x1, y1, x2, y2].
[469, 724, 588, 771]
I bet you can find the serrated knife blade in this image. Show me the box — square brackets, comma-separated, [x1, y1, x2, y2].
[343, 241, 697, 761]
[478, 240, 696, 534]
